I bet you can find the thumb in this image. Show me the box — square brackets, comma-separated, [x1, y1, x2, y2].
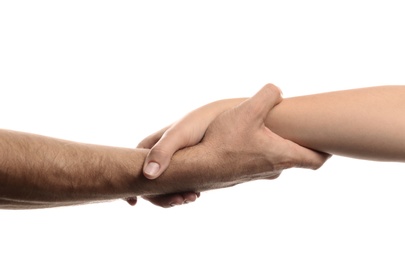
[143, 130, 187, 179]
[238, 83, 283, 122]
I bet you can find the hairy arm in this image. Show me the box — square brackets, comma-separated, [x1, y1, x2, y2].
[0, 127, 277, 209]
[0, 129, 148, 209]
[0, 130, 205, 209]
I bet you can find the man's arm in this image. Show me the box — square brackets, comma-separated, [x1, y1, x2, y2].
[0, 129, 148, 209]
[0, 129, 202, 209]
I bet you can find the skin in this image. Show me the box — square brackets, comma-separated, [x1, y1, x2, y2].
[0, 129, 147, 209]
[267, 85, 405, 161]
[141, 84, 405, 204]
[0, 85, 327, 209]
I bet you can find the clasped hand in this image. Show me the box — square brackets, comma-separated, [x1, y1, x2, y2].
[127, 84, 330, 207]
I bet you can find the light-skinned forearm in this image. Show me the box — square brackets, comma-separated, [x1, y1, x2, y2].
[187, 85, 405, 162]
[267, 85, 405, 162]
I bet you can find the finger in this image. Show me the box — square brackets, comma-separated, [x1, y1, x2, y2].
[285, 140, 332, 170]
[124, 196, 138, 206]
[238, 83, 283, 122]
[142, 194, 183, 208]
[142, 192, 200, 208]
[183, 192, 200, 203]
[143, 129, 190, 179]
[137, 126, 170, 149]
[266, 172, 281, 180]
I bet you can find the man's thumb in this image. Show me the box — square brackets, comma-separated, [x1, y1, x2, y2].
[241, 83, 283, 121]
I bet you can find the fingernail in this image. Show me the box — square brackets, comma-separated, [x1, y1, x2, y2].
[145, 162, 160, 177]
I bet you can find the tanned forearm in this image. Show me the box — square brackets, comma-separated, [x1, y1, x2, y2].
[0, 130, 215, 209]
[267, 85, 405, 162]
[0, 129, 148, 209]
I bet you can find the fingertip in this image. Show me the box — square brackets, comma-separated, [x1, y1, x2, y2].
[169, 196, 185, 207]
[183, 192, 199, 203]
[262, 83, 283, 103]
[125, 197, 137, 206]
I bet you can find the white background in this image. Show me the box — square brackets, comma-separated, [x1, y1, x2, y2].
[1, 1, 405, 259]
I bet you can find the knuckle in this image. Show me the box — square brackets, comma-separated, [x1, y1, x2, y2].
[148, 145, 173, 161]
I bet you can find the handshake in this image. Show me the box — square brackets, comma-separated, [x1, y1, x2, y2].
[4, 84, 402, 209]
[128, 84, 329, 208]
[0, 84, 329, 209]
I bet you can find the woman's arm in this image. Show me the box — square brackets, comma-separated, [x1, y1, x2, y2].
[267, 85, 405, 161]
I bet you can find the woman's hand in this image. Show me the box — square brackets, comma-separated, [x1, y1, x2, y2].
[131, 99, 244, 208]
[132, 98, 245, 207]
[139, 98, 246, 179]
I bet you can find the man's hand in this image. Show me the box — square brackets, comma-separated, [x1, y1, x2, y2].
[171, 84, 329, 192]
